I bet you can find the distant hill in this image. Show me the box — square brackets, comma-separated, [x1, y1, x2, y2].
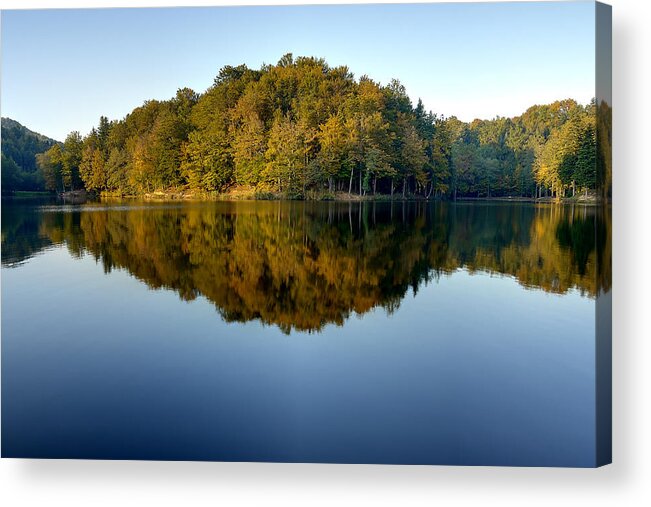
[1, 117, 60, 192]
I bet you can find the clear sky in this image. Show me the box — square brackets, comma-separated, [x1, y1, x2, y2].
[1, 2, 595, 141]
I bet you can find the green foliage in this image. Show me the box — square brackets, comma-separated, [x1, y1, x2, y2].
[317, 113, 349, 192]
[535, 103, 596, 197]
[61, 132, 83, 191]
[264, 112, 305, 193]
[41, 57, 602, 200]
[36, 144, 63, 192]
[1, 153, 24, 190]
[447, 100, 600, 198]
[1, 118, 58, 192]
[79, 129, 106, 191]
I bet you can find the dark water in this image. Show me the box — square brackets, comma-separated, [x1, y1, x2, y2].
[1, 199, 610, 466]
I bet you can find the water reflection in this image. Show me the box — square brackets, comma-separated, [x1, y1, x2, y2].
[1, 200, 611, 332]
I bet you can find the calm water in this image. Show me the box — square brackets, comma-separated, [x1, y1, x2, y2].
[1, 199, 610, 466]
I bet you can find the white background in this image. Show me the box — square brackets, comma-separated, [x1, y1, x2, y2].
[1, 0, 649, 505]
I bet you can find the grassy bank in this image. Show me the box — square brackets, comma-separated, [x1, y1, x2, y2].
[3, 190, 54, 197]
[101, 186, 403, 202]
[97, 186, 603, 204]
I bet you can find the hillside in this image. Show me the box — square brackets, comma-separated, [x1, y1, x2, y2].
[1, 117, 59, 192]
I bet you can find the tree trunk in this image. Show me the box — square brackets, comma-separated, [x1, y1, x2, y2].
[402, 177, 407, 199]
[348, 203, 352, 233]
[348, 166, 354, 195]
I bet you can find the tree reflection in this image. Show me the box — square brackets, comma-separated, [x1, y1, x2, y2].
[2, 201, 611, 332]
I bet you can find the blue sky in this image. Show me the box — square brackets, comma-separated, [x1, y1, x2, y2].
[1, 2, 595, 141]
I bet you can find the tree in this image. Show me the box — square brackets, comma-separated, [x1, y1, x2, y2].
[317, 114, 349, 192]
[105, 147, 130, 193]
[58, 132, 83, 191]
[574, 120, 597, 194]
[264, 112, 305, 195]
[399, 118, 427, 197]
[36, 144, 64, 192]
[1, 153, 23, 191]
[231, 87, 267, 186]
[182, 126, 233, 192]
[427, 116, 451, 197]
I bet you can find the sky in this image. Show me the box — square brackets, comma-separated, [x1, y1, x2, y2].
[1, 2, 596, 141]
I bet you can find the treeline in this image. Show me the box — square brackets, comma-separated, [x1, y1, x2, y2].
[34, 54, 605, 199]
[1, 118, 59, 192]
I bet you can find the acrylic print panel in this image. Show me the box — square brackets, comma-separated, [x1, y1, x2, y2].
[0, 2, 612, 467]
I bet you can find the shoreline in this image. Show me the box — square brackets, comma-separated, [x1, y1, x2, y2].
[4, 189, 604, 205]
[101, 189, 603, 205]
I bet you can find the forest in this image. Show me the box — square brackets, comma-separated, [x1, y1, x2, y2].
[1, 118, 58, 192]
[23, 54, 610, 200]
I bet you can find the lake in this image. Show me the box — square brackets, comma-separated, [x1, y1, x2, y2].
[1, 199, 610, 466]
